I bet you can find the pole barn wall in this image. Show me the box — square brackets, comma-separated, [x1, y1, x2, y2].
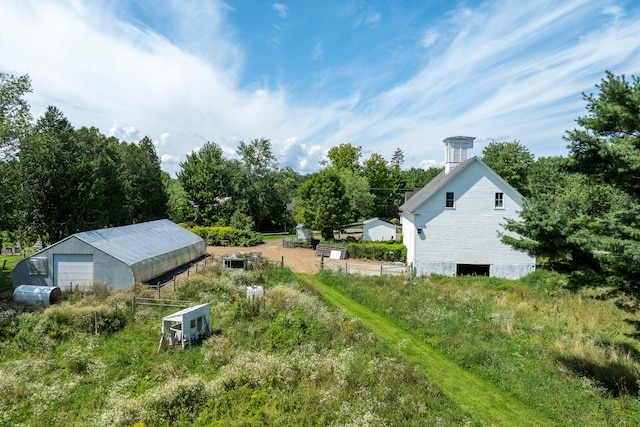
[11, 236, 133, 290]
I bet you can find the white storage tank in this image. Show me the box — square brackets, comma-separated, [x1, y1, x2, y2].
[13, 285, 62, 306]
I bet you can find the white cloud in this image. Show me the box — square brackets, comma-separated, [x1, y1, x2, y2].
[311, 41, 323, 61]
[421, 29, 439, 48]
[156, 132, 171, 146]
[109, 123, 139, 141]
[272, 3, 288, 19]
[161, 153, 181, 164]
[1, 0, 640, 180]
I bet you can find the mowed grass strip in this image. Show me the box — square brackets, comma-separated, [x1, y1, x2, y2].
[304, 274, 556, 427]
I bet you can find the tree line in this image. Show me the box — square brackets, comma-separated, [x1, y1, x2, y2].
[2, 70, 640, 307]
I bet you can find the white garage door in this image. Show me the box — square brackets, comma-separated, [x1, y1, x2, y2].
[54, 254, 94, 290]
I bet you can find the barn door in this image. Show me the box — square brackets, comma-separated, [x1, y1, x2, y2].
[54, 254, 94, 290]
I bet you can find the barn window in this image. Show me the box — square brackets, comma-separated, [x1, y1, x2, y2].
[495, 192, 504, 208]
[445, 192, 455, 208]
[29, 257, 48, 276]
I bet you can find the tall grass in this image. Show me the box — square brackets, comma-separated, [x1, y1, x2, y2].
[318, 270, 640, 424]
[0, 262, 469, 426]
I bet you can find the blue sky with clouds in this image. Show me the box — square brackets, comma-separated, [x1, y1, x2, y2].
[1, 0, 640, 176]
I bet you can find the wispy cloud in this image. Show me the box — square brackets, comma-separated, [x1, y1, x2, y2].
[1, 0, 639, 177]
[272, 3, 288, 19]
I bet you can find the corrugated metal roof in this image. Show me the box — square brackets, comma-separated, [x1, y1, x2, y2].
[74, 219, 203, 267]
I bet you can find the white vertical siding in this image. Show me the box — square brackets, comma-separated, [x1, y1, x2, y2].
[409, 161, 535, 279]
[363, 220, 396, 241]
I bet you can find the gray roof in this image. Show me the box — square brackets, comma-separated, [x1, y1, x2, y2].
[73, 219, 204, 266]
[363, 217, 396, 226]
[399, 157, 522, 214]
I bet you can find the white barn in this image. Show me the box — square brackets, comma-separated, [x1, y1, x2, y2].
[362, 217, 397, 241]
[399, 136, 535, 279]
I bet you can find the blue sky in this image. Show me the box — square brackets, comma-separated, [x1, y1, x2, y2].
[1, 0, 640, 177]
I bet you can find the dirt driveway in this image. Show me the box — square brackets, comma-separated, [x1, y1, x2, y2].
[207, 238, 322, 274]
[207, 238, 393, 275]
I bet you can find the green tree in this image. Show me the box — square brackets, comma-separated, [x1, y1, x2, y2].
[177, 142, 242, 225]
[336, 168, 374, 221]
[165, 177, 190, 224]
[390, 147, 404, 168]
[120, 136, 168, 222]
[321, 143, 362, 172]
[504, 72, 640, 303]
[481, 139, 534, 195]
[362, 153, 406, 219]
[0, 73, 32, 236]
[401, 166, 443, 190]
[293, 168, 350, 240]
[236, 138, 296, 231]
[566, 71, 640, 199]
[0, 73, 32, 158]
[20, 106, 81, 240]
[0, 159, 21, 231]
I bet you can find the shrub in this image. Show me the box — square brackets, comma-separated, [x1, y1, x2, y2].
[184, 225, 263, 246]
[345, 241, 406, 262]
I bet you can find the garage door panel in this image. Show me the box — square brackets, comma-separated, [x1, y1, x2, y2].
[54, 254, 94, 289]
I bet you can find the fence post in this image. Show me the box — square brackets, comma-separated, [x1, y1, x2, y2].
[187, 266, 190, 278]
[173, 276, 176, 292]
[380, 265, 383, 276]
[157, 282, 160, 298]
[196, 262, 198, 274]
[320, 254, 324, 272]
[132, 297, 136, 316]
[281, 256, 284, 268]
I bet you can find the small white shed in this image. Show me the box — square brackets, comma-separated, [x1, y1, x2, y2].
[296, 224, 313, 241]
[362, 218, 397, 241]
[158, 304, 211, 351]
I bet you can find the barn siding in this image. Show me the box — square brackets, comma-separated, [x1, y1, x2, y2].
[12, 236, 133, 290]
[406, 161, 535, 279]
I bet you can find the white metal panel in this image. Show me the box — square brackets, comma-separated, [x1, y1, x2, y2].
[54, 254, 94, 289]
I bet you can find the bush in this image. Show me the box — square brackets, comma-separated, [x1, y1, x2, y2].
[345, 241, 406, 262]
[184, 225, 263, 247]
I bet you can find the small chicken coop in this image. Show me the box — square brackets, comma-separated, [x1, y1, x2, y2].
[158, 303, 211, 351]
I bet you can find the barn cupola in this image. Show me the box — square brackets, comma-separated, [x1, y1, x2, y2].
[444, 136, 475, 173]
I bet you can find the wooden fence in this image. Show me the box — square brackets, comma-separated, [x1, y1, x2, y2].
[322, 260, 410, 276]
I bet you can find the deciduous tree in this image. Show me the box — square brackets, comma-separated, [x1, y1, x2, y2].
[293, 168, 350, 240]
[481, 139, 534, 195]
[321, 143, 362, 172]
[0, 73, 32, 158]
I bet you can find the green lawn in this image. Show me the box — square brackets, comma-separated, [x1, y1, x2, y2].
[0, 255, 21, 293]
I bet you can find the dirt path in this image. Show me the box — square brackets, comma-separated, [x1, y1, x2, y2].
[207, 238, 390, 274]
[303, 274, 555, 427]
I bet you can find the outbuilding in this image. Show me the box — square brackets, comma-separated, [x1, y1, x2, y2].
[400, 136, 535, 279]
[11, 219, 206, 291]
[362, 217, 397, 241]
[296, 223, 313, 241]
[158, 304, 211, 351]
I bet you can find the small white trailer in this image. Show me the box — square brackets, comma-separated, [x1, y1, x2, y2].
[158, 303, 211, 352]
